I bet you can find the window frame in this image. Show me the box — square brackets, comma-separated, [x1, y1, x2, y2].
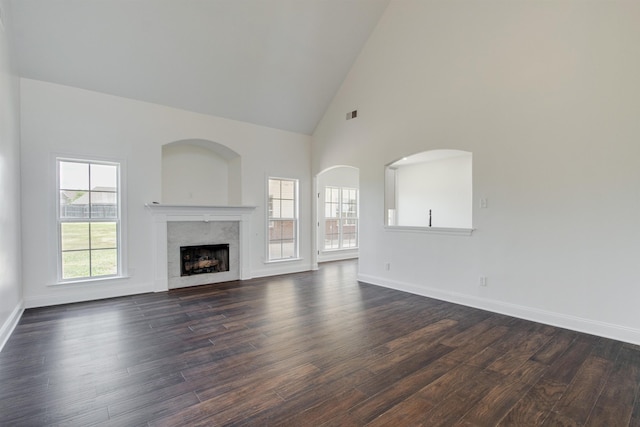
[56, 157, 125, 283]
[266, 177, 299, 262]
[323, 186, 359, 251]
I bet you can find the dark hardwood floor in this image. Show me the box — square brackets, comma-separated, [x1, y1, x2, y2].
[2, 260, 640, 426]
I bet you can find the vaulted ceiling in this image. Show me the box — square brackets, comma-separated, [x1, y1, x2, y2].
[9, 0, 390, 134]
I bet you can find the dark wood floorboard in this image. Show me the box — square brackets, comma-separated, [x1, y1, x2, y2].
[1, 259, 639, 426]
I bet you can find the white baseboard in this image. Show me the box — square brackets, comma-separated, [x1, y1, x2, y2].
[251, 261, 313, 279]
[358, 273, 640, 346]
[24, 282, 154, 309]
[0, 301, 24, 353]
[318, 250, 358, 263]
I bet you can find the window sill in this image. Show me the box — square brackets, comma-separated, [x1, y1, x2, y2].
[264, 257, 303, 264]
[321, 247, 359, 253]
[384, 226, 473, 236]
[52, 275, 130, 286]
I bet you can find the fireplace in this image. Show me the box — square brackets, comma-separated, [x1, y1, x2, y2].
[180, 244, 229, 276]
[145, 204, 256, 291]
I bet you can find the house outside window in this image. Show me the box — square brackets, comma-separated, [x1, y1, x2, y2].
[324, 187, 358, 250]
[57, 158, 121, 281]
[267, 177, 298, 261]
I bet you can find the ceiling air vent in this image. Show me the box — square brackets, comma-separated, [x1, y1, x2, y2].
[346, 110, 358, 120]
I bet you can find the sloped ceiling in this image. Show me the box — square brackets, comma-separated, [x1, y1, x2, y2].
[9, 0, 389, 134]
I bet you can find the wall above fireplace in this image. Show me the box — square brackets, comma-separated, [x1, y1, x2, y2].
[161, 139, 242, 206]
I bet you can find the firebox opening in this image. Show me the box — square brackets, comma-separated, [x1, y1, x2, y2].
[180, 244, 229, 276]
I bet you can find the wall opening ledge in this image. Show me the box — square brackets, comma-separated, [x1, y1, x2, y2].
[384, 226, 474, 236]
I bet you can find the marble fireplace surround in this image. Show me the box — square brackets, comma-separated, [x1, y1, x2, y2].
[146, 204, 256, 292]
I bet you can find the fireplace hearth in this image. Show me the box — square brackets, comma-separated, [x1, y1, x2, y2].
[180, 244, 229, 276]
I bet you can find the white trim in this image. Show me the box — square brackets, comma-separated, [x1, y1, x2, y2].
[312, 175, 319, 270]
[0, 4, 5, 33]
[318, 248, 359, 263]
[0, 301, 25, 353]
[252, 260, 313, 279]
[384, 226, 473, 236]
[51, 275, 131, 286]
[264, 257, 303, 264]
[358, 273, 640, 346]
[24, 282, 152, 309]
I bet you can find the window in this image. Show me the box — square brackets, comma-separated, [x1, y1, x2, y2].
[57, 158, 121, 281]
[267, 178, 298, 261]
[324, 187, 359, 250]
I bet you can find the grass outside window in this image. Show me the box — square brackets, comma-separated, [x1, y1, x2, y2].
[60, 222, 118, 279]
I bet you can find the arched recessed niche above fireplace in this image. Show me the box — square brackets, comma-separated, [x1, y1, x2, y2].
[161, 139, 242, 206]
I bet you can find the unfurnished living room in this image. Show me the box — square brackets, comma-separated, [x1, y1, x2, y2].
[1, 0, 640, 425]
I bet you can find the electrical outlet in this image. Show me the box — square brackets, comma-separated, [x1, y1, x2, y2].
[479, 276, 487, 287]
[385, 263, 391, 271]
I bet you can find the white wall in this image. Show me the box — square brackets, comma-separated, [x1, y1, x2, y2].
[395, 154, 472, 228]
[0, 0, 23, 350]
[162, 143, 230, 205]
[313, 0, 640, 344]
[20, 78, 312, 308]
[317, 166, 359, 262]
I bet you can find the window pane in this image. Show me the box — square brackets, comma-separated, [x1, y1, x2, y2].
[342, 218, 358, 248]
[91, 222, 117, 249]
[281, 180, 295, 199]
[281, 241, 295, 258]
[61, 223, 90, 251]
[90, 164, 117, 189]
[325, 219, 339, 235]
[271, 199, 281, 218]
[324, 204, 331, 218]
[62, 250, 91, 279]
[329, 188, 339, 203]
[269, 242, 282, 260]
[342, 234, 357, 248]
[269, 179, 281, 198]
[60, 191, 90, 218]
[325, 203, 340, 218]
[281, 200, 294, 218]
[325, 235, 339, 249]
[91, 249, 118, 276]
[269, 220, 281, 240]
[343, 188, 358, 218]
[90, 192, 118, 218]
[342, 219, 357, 234]
[59, 161, 89, 190]
[280, 220, 295, 239]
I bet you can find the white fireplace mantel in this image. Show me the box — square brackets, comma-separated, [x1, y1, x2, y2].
[146, 204, 257, 292]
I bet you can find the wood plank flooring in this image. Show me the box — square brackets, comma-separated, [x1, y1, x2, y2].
[2, 260, 640, 426]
